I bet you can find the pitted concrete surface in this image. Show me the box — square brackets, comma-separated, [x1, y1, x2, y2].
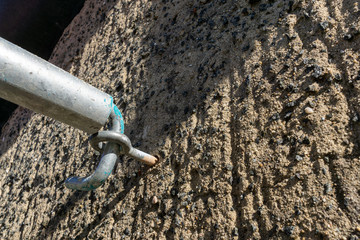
[1, 0, 360, 239]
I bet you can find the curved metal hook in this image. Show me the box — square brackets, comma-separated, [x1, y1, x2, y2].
[64, 141, 119, 191]
[64, 106, 124, 191]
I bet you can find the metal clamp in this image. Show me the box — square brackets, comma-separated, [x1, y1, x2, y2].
[64, 106, 158, 191]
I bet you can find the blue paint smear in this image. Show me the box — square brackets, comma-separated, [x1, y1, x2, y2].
[104, 96, 125, 134]
[109, 96, 113, 108]
[113, 105, 124, 134]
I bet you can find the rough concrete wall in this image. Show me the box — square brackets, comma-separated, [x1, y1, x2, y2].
[1, 0, 360, 239]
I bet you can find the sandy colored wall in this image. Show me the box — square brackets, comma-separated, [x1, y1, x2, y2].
[0, 0, 359, 239]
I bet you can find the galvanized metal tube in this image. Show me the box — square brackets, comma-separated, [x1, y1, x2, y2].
[0, 37, 112, 134]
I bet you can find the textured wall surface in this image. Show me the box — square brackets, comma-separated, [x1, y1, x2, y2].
[1, 0, 360, 239]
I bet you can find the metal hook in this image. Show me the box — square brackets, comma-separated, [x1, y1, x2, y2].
[64, 106, 158, 191]
[64, 107, 122, 191]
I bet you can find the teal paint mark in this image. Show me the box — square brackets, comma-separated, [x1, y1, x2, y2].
[109, 96, 113, 108]
[105, 96, 114, 113]
[113, 105, 124, 134]
[104, 96, 125, 133]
